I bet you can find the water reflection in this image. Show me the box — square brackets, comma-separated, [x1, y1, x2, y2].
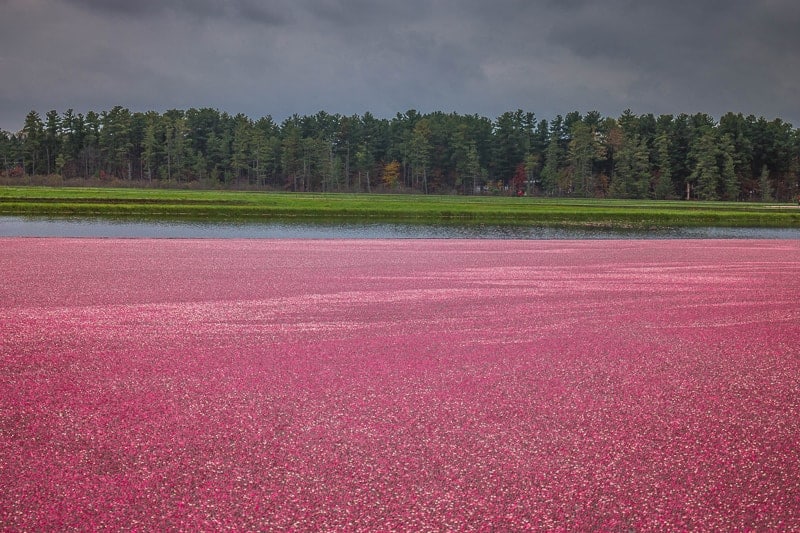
[1, 216, 799, 239]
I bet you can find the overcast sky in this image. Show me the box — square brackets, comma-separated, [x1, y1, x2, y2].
[2, 0, 799, 132]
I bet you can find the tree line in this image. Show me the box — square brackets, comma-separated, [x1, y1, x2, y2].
[1, 107, 798, 201]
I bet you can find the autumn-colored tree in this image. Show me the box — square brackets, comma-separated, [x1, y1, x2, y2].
[383, 160, 401, 188]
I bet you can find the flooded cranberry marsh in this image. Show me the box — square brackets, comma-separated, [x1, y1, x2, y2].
[1, 239, 799, 530]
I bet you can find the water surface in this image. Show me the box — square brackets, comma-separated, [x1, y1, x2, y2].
[1, 216, 799, 239]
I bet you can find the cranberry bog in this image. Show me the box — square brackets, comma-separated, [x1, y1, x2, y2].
[2, 238, 799, 530]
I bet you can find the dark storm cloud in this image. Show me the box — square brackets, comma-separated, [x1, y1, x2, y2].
[1, 0, 800, 132]
[537, 0, 800, 117]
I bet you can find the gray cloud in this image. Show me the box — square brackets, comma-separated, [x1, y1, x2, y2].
[1, 0, 799, 132]
[62, 0, 292, 24]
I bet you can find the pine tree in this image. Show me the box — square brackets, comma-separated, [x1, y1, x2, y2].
[688, 131, 720, 200]
[540, 136, 562, 196]
[610, 134, 650, 198]
[720, 134, 739, 201]
[22, 111, 44, 175]
[759, 165, 773, 202]
[567, 122, 596, 197]
[141, 112, 160, 181]
[44, 110, 61, 175]
[231, 114, 253, 183]
[652, 132, 675, 199]
[409, 119, 432, 193]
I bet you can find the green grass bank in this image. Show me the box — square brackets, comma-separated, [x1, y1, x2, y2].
[2, 186, 800, 228]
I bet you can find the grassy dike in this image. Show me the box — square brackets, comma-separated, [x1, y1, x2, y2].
[1, 185, 800, 228]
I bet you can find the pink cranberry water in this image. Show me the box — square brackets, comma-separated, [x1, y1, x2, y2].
[2, 239, 799, 530]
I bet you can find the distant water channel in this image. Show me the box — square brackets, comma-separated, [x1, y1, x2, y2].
[1, 216, 799, 239]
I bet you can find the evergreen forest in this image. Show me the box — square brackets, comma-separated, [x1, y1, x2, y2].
[1, 107, 798, 202]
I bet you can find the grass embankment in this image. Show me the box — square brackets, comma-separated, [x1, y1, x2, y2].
[1, 186, 799, 228]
